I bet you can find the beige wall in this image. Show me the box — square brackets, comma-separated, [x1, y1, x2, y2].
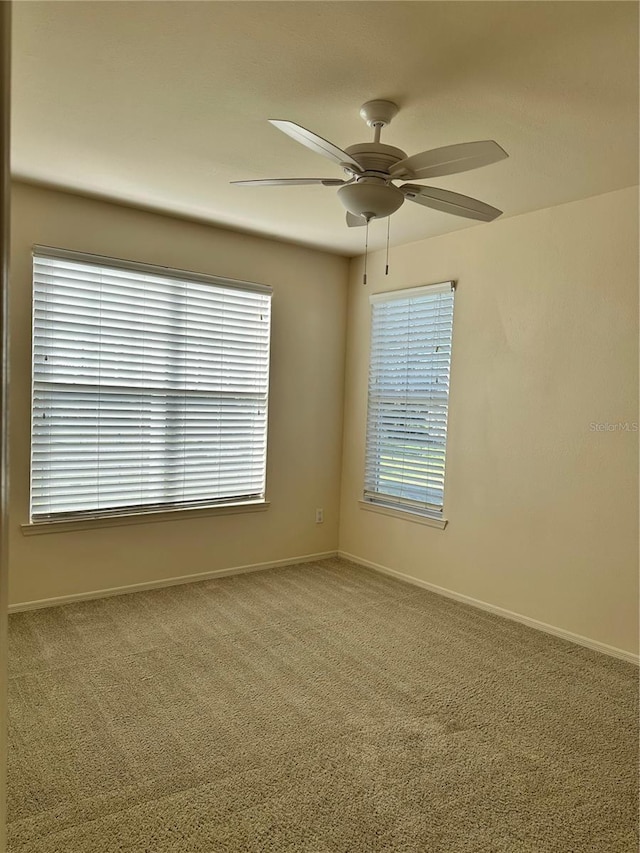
[8, 182, 348, 605]
[339, 187, 639, 658]
[8, 182, 639, 659]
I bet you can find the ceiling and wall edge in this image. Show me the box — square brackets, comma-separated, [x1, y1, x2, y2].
[10, 177, 356, 260]
[10, 177, 640, 264]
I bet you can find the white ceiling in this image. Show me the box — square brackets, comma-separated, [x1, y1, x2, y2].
[11, 1, 639, 257]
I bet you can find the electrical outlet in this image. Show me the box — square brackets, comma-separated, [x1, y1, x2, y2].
[315, 508, 324, 524]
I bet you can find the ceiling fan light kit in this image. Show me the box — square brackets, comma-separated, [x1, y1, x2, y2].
[232, 99, 509, 278]
[337, 179, 404, 220]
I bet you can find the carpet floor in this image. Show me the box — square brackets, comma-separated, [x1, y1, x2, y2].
[7, 556, 639, 852]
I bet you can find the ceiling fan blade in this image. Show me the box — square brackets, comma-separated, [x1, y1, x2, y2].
[231, 178, 346, 187]
[269, 120, 363, 173]
[390, 140, 508, 180]
[402, 184, 502, 222]
[346, 212, 366, 228]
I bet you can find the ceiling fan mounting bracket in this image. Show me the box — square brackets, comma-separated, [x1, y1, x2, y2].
[359, 100, 399, 129]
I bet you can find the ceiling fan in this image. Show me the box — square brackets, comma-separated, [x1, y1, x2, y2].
[232, 100, 508, 227]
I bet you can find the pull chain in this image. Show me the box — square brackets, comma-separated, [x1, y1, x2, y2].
[385, 216, 390, 275]
[363, 217, 370, 285]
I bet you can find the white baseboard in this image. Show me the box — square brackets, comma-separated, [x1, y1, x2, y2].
[11, 548, 638, 666]
[339, 550, 639, 666]
[8, 550, 339, 613]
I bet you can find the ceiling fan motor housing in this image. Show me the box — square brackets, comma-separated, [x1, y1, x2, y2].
[344, 142, 407, 175]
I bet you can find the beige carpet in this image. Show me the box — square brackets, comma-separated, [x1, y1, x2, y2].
[7, 556, 639, 852]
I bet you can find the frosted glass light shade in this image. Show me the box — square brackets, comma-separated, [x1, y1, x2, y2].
[337, 182, 404, 219]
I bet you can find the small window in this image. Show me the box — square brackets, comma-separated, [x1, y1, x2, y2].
[30, 247, 272, 522]
[364, 281, 455, 518]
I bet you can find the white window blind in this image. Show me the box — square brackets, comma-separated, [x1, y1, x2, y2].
[30, 247, 272, 522]
[364, 282, 455, 516]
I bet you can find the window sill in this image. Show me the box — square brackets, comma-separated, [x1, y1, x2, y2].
[358, 500, 448, 530]
[21, 500, 270, 536]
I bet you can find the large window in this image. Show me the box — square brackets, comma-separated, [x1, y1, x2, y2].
[30, 247, 272, 522]
[364, 282, 455, 518]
